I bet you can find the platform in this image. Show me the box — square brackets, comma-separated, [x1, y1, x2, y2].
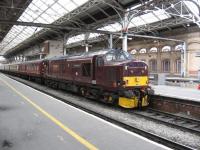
[152, 85, 200, 102]
[0, 73, 170, 150]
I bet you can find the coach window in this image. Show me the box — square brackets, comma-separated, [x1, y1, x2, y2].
[82, 63, 91, 77]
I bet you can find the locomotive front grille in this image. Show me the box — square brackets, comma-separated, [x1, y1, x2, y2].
[123, 76, 148, 87]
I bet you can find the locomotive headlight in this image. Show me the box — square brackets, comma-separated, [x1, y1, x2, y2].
[125, 65, 128, 70]
[144, 66, 147, 70]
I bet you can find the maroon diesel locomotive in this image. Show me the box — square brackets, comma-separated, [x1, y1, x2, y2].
[1, 49, 153, 109]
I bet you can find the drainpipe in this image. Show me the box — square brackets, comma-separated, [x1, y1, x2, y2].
[181, 42, 187, 77]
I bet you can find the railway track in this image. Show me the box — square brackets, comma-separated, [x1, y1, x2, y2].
[5, 74, 197, 150]
[134, 109, 200, 136]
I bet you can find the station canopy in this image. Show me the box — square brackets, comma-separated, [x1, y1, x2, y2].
[0, 0, 89, 53]
[0, 0, 200, 55]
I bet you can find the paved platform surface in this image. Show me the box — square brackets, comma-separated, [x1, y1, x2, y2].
[0, 73, 170, 150]
[152, 85, 200, 102]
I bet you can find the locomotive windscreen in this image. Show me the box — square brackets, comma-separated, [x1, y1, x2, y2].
[104, 50, 132, 62]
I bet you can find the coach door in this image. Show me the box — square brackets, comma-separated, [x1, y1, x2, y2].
[42, 60, 48, 76]
[42, 61, 46, 76]
[95, 56, 104, 85]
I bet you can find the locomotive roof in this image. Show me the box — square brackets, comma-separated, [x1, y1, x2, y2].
[47, 49, 114, 61]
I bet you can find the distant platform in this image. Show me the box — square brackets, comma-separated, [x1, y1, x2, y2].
[0, 73, 170, 150]
[152, 85, 200, 102]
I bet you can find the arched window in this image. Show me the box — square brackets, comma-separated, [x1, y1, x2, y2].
[175, 44, 183, 51]
[130, 49, 137, 55]
[149, 47, 158, 53]
[162, 46, 171, 52]
[162, 59, 170, 72]
[175, 58, 181, 73]
[149, 59, 157, 72]
[139, 48, 147, 53]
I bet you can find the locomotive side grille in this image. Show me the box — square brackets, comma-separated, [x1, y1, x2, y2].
[107, 68, 117, 81]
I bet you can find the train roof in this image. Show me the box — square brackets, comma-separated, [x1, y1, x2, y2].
[4, 49, 132, 65]
[47, 49, 114, 61]
[23, 59, 44, 63]
[4, 59, 44, 65]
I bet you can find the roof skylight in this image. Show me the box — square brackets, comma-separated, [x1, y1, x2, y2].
[0, 0, 89, 53]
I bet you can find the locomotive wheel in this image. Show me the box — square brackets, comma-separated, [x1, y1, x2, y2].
[80, 87, 86, 97]
[112, 95, 119, 106]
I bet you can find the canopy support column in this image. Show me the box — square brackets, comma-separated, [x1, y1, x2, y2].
[109, 34, 113, 49]
[122, 11, 129, 51]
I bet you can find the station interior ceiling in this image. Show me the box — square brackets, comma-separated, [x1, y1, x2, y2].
[0, 0, 200, 58]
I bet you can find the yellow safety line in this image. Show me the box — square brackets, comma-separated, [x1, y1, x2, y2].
[0, 77, 98, 150]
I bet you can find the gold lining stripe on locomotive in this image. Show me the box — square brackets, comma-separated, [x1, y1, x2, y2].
[123, 76, 148, 87]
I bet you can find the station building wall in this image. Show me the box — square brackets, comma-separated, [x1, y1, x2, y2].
[13, 40, 64, 61]
[46, 40, 64, 58]
[127, 28, 200, 77]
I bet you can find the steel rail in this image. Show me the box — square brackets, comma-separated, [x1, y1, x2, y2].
[133, 108, 200, 136]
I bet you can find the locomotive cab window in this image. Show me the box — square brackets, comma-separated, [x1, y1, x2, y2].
[118, 54, 126, 60]
[105, 53, 116, 62]
[104, 50, 132, 62]
[82, 63, 91, 77]
[96, 57, 104, 67]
